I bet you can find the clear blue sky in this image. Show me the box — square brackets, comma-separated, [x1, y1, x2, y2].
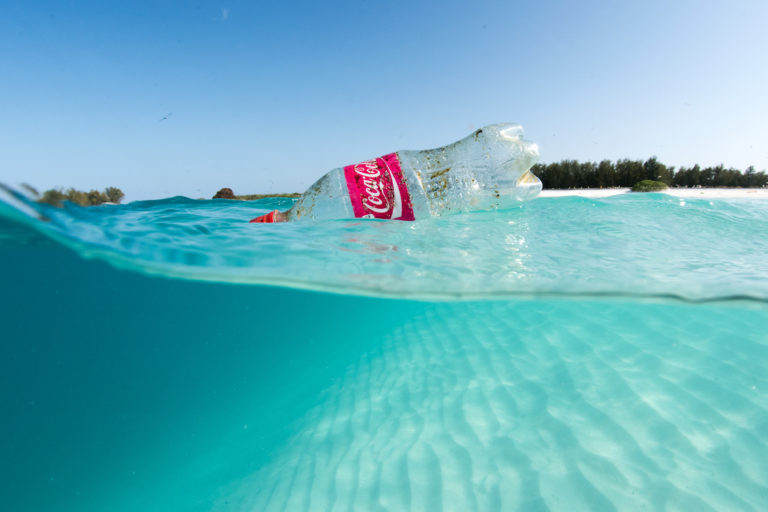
[2, 0, 767, 200]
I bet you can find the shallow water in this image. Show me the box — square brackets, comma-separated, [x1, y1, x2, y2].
[1, 189, 767, 511]
[3, 188, 768, 300]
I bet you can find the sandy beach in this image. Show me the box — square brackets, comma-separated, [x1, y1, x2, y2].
[539, 188, 768, 199]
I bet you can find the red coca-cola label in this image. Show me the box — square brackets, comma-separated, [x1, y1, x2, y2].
[343, 152, 415, 221]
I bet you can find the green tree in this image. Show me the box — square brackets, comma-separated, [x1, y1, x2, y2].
[579, 161, 598, 188]
[65, 188, 90, 206]
[680, 164, 701, 187]
[643, 157, 673, 185]
[616, 159, 644, 187]
[596, 160, 615, 188]
[87, 189, 108, 205]
[741, 166, 767, 187]
[105, 187, 125, 203]
[673, 166, 694, 187]
[39, 189, 66, 206]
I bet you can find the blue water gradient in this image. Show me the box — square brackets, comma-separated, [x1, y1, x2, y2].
[2, 189, 768, 300]
[1, 190, 767, 511]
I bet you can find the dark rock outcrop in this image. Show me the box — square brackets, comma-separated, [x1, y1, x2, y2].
[213, 187, 235, 199]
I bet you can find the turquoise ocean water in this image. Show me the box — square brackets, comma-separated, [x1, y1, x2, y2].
[1, 188, 767, 511]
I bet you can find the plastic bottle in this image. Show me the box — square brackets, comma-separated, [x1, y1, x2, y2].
[250, 123, 541, 223]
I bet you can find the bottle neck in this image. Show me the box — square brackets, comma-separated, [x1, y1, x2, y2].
[398, 124, 540, 215]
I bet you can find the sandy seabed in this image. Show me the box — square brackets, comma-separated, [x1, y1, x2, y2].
[539, 188, 768, 199]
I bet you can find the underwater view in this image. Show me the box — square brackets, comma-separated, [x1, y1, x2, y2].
[1, 190, 767, 511]
[5, 0, 768, 510]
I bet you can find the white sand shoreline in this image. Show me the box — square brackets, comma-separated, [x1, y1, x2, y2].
[539, 188, 768, 199]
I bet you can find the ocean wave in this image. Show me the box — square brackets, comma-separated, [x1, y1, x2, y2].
[2, 184, 768, 302]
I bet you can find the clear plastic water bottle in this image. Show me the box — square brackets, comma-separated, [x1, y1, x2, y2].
[250, 123, 541, 223]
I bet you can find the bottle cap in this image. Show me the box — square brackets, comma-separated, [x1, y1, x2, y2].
[249, 210, 279, 223]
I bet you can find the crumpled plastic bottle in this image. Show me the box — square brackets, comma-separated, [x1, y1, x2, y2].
[250, 123, 541, 223]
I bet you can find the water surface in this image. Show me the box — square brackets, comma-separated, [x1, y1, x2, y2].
[1, 189, 766, 511]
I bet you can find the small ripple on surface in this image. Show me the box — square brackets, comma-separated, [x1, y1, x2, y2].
[2, 187, 768, 301]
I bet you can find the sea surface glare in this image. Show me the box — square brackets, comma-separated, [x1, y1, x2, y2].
[1, 189, 767, 511]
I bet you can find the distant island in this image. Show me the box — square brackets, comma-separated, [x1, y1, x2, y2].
[212, 188, 300, 200]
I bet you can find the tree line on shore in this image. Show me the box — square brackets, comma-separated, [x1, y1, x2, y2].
[37, 187, 125, 206]
[531, 158, 768, 189]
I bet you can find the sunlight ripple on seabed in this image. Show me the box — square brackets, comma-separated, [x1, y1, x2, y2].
[215, 300, 768, 512]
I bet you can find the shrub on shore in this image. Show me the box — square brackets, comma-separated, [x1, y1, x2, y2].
[631, 180, 668, 192]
